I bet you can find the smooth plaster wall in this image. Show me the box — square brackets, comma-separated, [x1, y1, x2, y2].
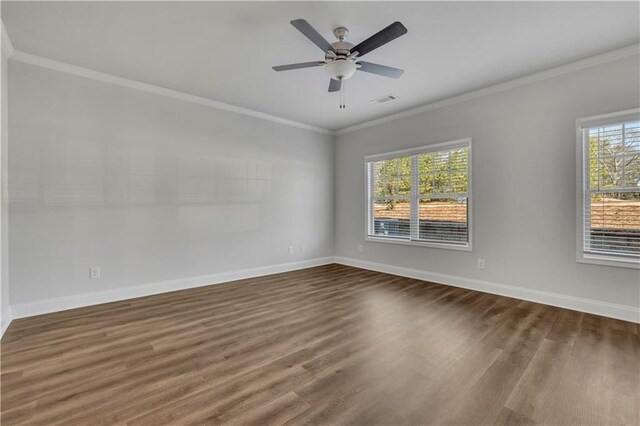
[1, 31, 9, 319]
[5, 50, 640, 313]
[8, 60, 334, 305]
[335, 55, 640, 308]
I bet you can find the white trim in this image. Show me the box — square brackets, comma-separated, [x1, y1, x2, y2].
[577, 254, 640, 269]
[335, 256, 640, 323]
[575, 109, 640, 270]
[10, 257, 334, 319]
[0, 19, 11, 339]
[9, 51, 333, 136]
[577, 108, 640, 130]
[365, 236, 472, 251]
[6, 43, 639, 137]
[1, 21, 15, 57]
[336, 44, 640, 136]
[1, 307, 12, 338]
[6, 257, 639, 327]
[364, 138, 471, 162]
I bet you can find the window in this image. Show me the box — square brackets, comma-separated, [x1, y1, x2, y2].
[577, 109, 640, 268]
[366, 139, 471, 250]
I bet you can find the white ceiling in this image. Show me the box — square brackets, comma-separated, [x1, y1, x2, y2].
[3, 1, 639, 131]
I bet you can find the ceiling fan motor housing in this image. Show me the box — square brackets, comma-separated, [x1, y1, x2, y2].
[325, 27, 357, 81]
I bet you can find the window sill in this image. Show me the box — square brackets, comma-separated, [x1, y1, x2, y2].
[366, 236, 472, 251]
[577, 253, 640, 269]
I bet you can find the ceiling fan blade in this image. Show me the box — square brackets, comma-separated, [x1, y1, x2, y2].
[272, 61, 324, 71]
[357, 61, 404, 79]
[291, 19, 336, 53]
[328, 78, 342, 92]
[350, 21, 407, 57]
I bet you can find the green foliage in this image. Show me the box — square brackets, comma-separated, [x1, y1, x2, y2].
[372, 148, 469, 206]
[372, 156, 411, 209]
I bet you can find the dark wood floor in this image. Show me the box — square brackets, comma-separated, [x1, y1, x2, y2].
[1, 264, 639, 425]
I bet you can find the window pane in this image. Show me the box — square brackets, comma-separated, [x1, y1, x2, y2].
[624, 121, 640, 187]
[432, 151, 450, 173]
[418, 146, 468, 196]
[589, 121, 640, 190]
[371, 156, 412, 197]
[596, 156, 618, 189]
[433, 173, 450, 194]
[587, 192, 640, 256]
[372, 199, 410, 238]
[371, 156, 411, 178]
[418, 153, 434, 174]
[374, 180, 394, 197]
[625, 163, 640, 189]
[451, 172, 468, 193]
[450, 148, 468, 171]
[625, 121, 640, 154]
[418, 198, 468, 244]
[419, 175, 434, 194]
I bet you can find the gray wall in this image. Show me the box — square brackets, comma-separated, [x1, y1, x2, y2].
[6, 52, 640, 312]
[335, 56, 640, 308]
[8, 60, 334, 305]
[1, 34, 8, 319]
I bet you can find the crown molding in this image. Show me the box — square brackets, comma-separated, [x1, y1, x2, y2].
[1, 21, 15, 56]
[7, 42, 639, 138]
[9, 50, 334, 136]
[335, 43, 640, 136]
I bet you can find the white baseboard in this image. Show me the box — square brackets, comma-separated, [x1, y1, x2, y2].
[1, 306, 12, 338]
[10, 257, 335, 320]
[335, 256, 640, 324]
[6, 256, 638, 326]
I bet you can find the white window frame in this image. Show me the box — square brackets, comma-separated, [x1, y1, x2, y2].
[575, 108, 640, 269]
[365, 138, 473, 251]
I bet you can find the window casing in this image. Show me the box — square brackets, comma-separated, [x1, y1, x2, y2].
[366, 139, 472, 250]
[577, 109, 640, 268]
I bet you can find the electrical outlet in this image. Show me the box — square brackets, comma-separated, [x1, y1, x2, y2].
[477, 259, 486, 270]
[89, 267, 101, 279]
[288, 246, 294, 255]
[301, 245, 306, 253]
[358, 244, 364, 253]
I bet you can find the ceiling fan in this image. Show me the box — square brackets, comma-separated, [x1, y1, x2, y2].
[272, 19, 408, 108]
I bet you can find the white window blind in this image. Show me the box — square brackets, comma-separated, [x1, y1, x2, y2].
[366, 140, 471, 249]
[582, 117, 640, 261]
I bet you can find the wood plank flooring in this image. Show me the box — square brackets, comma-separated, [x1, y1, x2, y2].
[1, 264, 639, 425]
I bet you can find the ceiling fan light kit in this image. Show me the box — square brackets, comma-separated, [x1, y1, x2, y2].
[324, 60, 357, 81]
[273, 19, 407, 109]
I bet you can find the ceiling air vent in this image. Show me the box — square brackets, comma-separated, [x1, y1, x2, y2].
[370, 94, 399, 104]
